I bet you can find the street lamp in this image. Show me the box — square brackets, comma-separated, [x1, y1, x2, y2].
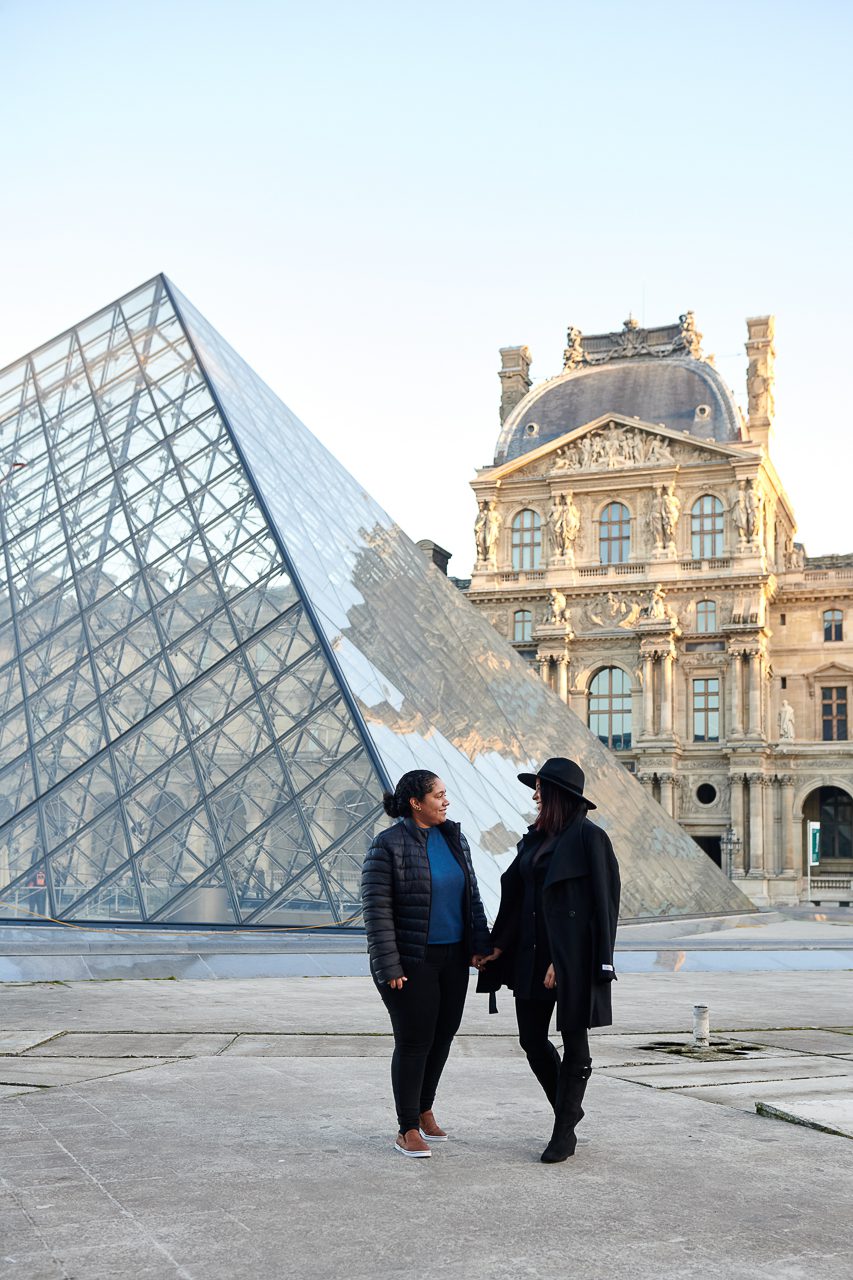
[721, 827, 742, 879]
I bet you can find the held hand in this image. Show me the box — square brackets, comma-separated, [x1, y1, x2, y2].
[474, 947, 502, 971]
[388, 976, 407, 990]
[543, 964, 556, 990]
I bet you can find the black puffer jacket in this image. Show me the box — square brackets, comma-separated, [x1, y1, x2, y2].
[362, 817, 491, 983]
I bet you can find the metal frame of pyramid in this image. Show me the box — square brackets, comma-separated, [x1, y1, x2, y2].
[0, 275, 751, 928]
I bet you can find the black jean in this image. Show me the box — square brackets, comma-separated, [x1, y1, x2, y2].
[515, 995, 591, 1097]
[376, 942, 469, 1134]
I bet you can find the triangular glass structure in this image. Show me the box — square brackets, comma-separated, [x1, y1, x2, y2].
[0, 276, 750, 927]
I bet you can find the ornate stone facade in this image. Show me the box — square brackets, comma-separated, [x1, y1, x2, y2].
[468, 314, 853, 906]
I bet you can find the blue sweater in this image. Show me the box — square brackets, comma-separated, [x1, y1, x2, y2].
[426, 827, 465, 944]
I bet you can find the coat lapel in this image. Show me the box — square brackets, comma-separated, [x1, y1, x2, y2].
[543, 812, 587, 888]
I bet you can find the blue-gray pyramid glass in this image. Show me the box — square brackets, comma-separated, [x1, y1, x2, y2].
[0, 276, 750, 927]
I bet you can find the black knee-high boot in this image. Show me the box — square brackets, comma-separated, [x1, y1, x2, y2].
[540, 1064, 592, 1163]
[526, 1041, 561, 1108]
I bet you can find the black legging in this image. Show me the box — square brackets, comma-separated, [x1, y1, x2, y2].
[376, 942, 469, 1133]
[515, 995, 591, 1103]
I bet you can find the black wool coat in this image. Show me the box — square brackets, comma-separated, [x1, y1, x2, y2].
[361, 817, 491, 984]
[480, 813, 621, 1030]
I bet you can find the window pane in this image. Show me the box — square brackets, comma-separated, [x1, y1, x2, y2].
[599, 503, 630, 565]
[691, 495, 723, 559]
[588, 667, 632, 749]
[511, 510, 541, 571]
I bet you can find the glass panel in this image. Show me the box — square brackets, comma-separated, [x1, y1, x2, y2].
[135, 811, 220, 917]
[1, 860, 52, 923]
[209, 749, 292, 850]
[0, 755, 36, 824]
[42, 758, 116, 850]
[100, 656, 175, 739]
[35, 706, 106, 790]
[65, 861, 142, 922]
[0, 810, 44, 893]
[152, 865, 236, 925]
[124, 753, 201, 852]
[29, 660, 99, 740]
[50, 807, 130, 913]
[192, 701, 272, 791]
[112, 704, 188, 791]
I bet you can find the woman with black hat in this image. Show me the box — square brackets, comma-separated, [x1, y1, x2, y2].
[477, 758, 620, 1163]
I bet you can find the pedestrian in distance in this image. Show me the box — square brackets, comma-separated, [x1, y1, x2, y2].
[362, 770, 491, 1158]
[477, 758, 620, 1163]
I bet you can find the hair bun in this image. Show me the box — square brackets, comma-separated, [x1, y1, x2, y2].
[382, 791, 399, 818]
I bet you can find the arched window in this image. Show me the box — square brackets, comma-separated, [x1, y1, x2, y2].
[511, 510, 541, 571]
[513, 609, 532, 643]
[696, 600, 717, 632]
[824, 609, 843, 642]
[588, 667, 632, 749]
[691, 495, 724, 559]
[599, 502, 630, 565]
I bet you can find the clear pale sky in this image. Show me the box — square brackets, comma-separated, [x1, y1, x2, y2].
[1, 0, 850, 572]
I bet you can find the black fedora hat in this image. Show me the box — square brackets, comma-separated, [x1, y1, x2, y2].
[517, 757, 596, 809]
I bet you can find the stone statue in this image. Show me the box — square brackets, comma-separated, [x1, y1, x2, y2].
[563, 326, 584, 372]
[648, 488, 665, 550]
[732, 480, 749, 544]
[563, 491, 580, 552]
[745, 479, 763, 542]
[779, 699, 795, 741]
[643, 583, 668, 620]
[546, 588, 571, 626]
[678, 311, 703, 359]
[661, 482, 681, 545]
[483, 499, 502, 565]
[474, 500, 488, 562]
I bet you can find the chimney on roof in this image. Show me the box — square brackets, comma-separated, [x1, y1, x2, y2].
[417, 540, 452, 575]
[498, 346, 532, 425]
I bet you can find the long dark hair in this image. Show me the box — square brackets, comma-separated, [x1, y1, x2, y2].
[535, 777, 586, 836]
[383, 770, 438, 819]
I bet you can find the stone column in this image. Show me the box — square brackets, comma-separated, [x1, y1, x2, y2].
[748, 651, 762, 736]
[557, 655, 569, 703]
[538, 656, 551, 686]
[729, 650, 743, 736]
[643, 655, 655, 736]
[659, 773, 675, 816]
[780, 775, 796, 874]
[748, 774, 764, 875]
[763, 776, 777, 876]
[660, 651, 674, 736]
[729, 774, 746, 874]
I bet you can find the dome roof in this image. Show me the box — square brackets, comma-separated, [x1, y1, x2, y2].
[495, 318, 744, 464]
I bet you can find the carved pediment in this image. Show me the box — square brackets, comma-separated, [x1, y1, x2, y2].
[805, 662, 853, 697]
[488, 414, 747, 481]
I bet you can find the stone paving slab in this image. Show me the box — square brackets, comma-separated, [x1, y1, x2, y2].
[0, 1031, 64, 1054]
[756, 1097, 853, 1139]
[0, 1056, 176, 1087]
[26, 1032, 236, 1059]
[726, 1027, 853, 1055]
[601, 1053, 853, 1089]
[0, 1083, 41, 1099]
[681, 1075, 853, 1113]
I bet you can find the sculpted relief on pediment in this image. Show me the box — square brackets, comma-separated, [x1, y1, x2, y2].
[549, 424, 719, 473]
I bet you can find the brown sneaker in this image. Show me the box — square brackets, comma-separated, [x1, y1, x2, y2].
[394, 1127, 431, 1158]
[418, 1110, 448, 1141]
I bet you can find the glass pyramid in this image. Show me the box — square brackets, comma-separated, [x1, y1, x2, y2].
[0, 276, 750, 927]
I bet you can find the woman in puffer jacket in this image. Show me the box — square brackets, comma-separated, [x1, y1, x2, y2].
[362, 770, 491, 1159]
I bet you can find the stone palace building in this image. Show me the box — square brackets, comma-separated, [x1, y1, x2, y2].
[467, 313, 853, 905]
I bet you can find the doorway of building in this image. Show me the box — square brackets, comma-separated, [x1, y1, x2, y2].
[694, 836, 722, 867]
[802, 786, 853, 861]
